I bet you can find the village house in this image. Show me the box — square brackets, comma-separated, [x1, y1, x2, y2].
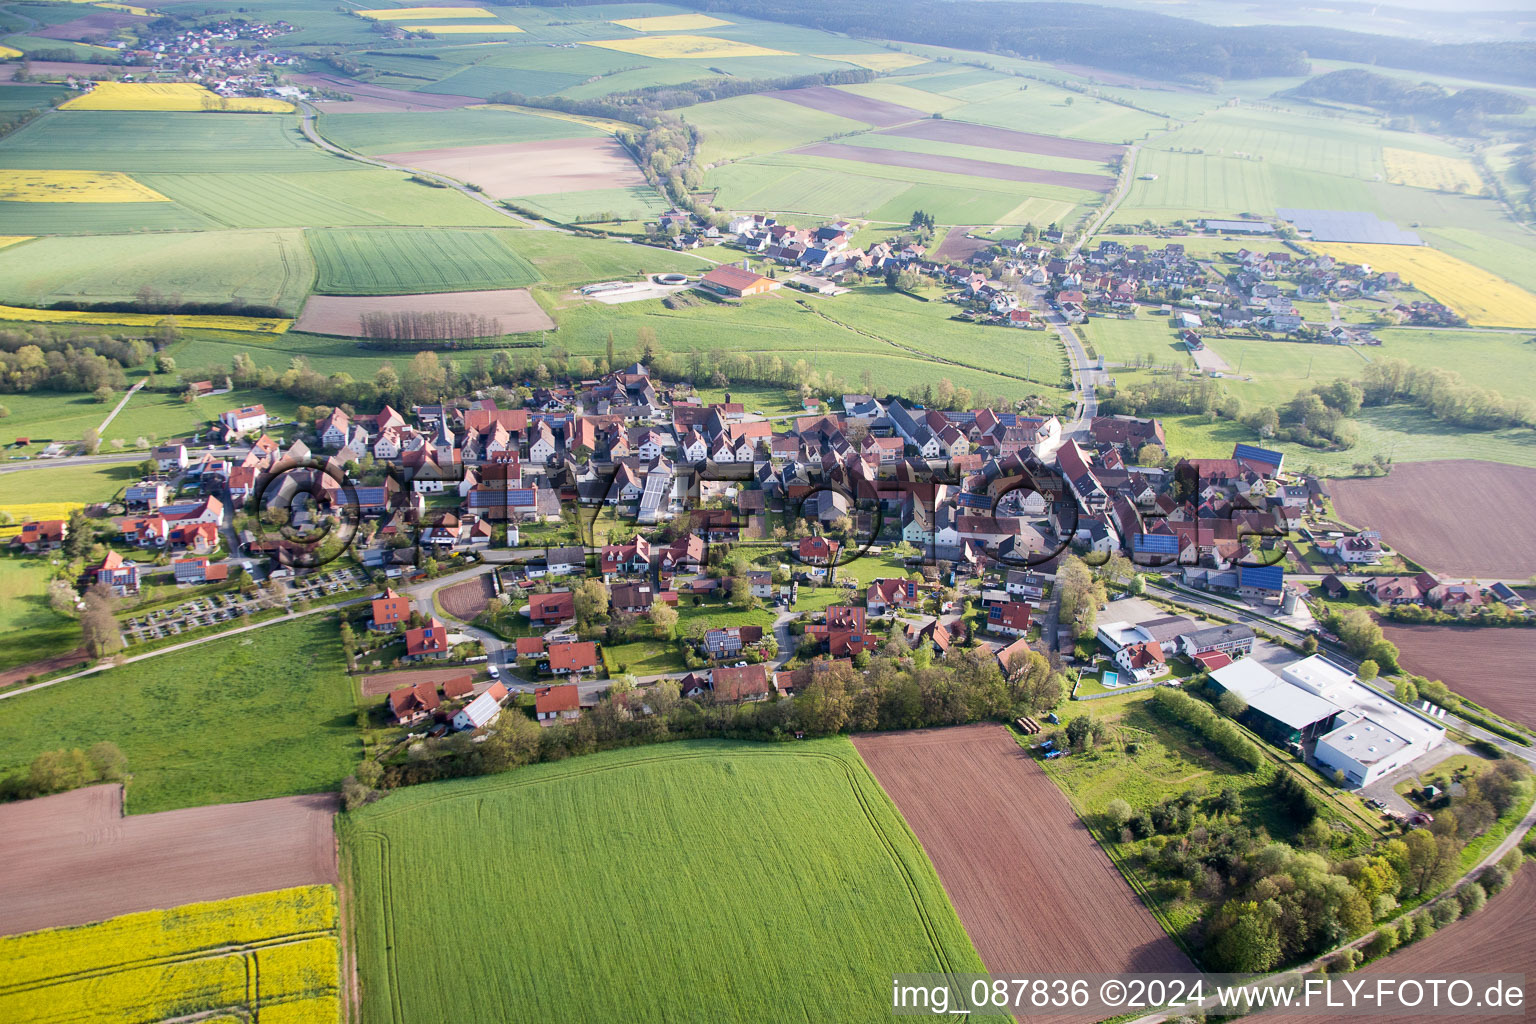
[535, 683, 581, 722]
[452, 682, 508, 731]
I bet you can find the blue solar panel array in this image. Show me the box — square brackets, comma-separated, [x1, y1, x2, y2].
[1134, 533, 1180, 555]
[1239, 564, 1284, 591]
[1276, 209, 1422, 245]
[1234, 443, 1284, 470]
[957, 492, 992, 509]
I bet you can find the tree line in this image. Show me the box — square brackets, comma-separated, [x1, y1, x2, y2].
[1291, 69, 1527, 129]
[0, 327, 147, 394]
[352, 644, 1067, 795]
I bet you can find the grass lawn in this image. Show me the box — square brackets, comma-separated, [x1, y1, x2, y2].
[0, 461, 142, 504]
[341, 738, 994, 1023]
[0, 616, 360, 813]
[599, 638, 685, 676]
[0, 553, 79, 672]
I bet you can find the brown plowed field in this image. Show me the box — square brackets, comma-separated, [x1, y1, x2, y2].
[362, 666, 478, 696]
[853, 725, 1193, 1000]
[295, 288, 554, 338]
[377, 138, 646, 198]
[934, 226, 993, 262]
[290, 72, 478, 110]
[26, 61, 119, 80]
[766, 84, 925, 127]
[438, 574, 494, 619]
[879, 119, 1124, 162]
[795, 142, 1117, 192]
[1328, 460, 1536, 577]
[0, 785, 337, 935]
[1381, 623, 1536, 728]
[37, 11, 147, 41]
[1282, 866, 1536, 1024]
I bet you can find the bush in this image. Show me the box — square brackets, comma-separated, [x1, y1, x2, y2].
[1476, 863, 1511, 896]
[1366, 921, 1399, 958]
[1406, 910, 1434, 944]
[1105, 797, 1134, 830]
[1455, 882, 1487, 917]
[1430, 897, 1461, 928]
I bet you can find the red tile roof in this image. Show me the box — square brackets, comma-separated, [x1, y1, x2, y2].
[535, 683, 580, 714]
[548, 641, 597, 673]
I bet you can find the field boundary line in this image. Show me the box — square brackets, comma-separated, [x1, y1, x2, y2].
[0, 930, 333, 995]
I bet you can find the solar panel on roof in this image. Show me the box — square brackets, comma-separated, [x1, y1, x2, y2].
[1234, 443, 1284, 468]
[1134, 533, 1180, 554]
[1239, 565, 1284, 591]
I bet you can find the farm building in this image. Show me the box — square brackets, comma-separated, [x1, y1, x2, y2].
[1210, 655, 1445, 786]
[699, 264, 779, 298]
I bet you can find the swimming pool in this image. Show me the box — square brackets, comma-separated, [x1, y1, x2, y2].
[1102, 671, 1120, 687]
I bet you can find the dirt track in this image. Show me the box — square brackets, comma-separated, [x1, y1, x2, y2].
[767, 85, 925, 127]
[878, 119, 1124, 163]
[1281, 865, 1536, 1024]
[853, 724, 1192, 1017]
[295, 288, 554, 338]
[0, 646, 88, 690]
[0, 785, 337, 935]
[1329, 461, 1536, 578]
[1381, 623, 1536, 729]
[795, 142, 1117, 192]
[376, 138, 647, 198]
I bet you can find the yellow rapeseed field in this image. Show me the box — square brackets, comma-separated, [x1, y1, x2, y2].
[0, 169, 169, 203]
[62, 82, 294, 113]
[0, 886, 340, 1024]
[0, 503, 84, 538]
[610, 13, 732, 31]
[1382, 147, 1485, 194]
[412, 23, 523, 32]
[1314, 241, 1536, 328]
[583, 34, 791, 59]
[0, 44, 21, 58]
[826, 52, 930, 71]
[355, 5, 495, 19]
[0, 303, 292, 333]
[0, 236, 32, 249]
[95, 2, 151, 14]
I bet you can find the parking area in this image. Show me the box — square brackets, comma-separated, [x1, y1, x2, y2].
[122, 567, 368, 644]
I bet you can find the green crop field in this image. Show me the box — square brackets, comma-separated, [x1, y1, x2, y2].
[0, 231, 315, 313]
[707, 160, 913, 218]
[136, 169, 510, 229]
[419, 63, 590, 99]
[1115, 150, 1376, 221]
[308, 227, 539, 294]
[506, 230, 708, 286]
[342, 739, 993, 1024]
[0, 555, 79, 673]
[686, 94, 865, 165]
[0, 112, 339, 173]
[0, 616, 359, 813]
[945, 83, 1167, 144]
[318, 108, 599, 155]
[516, 185, 671, 222]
